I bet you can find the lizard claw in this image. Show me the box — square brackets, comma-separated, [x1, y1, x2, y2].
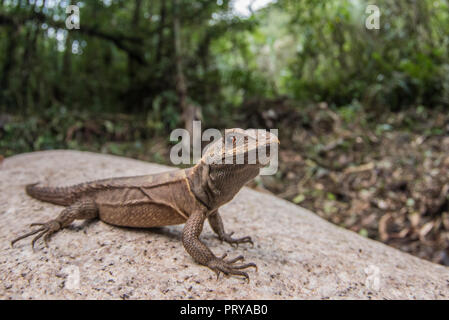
[11, 220, 61, 250]
[220, 232, 254, 248]
[207, 254, 257, 283]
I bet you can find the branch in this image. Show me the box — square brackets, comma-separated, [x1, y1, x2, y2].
[0, 12, 146, 65]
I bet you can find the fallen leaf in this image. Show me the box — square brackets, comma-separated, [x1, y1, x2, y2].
[419, 222, 434, 242]
[379, 214, 392, 241]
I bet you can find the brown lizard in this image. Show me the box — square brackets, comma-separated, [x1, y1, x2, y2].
[11, 128, 279, 281]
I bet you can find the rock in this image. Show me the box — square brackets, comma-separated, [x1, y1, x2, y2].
[0, 150, 448, 299]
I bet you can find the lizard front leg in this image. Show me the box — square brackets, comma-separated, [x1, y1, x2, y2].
[208, 210, 253, 247]
[11, 198, 98, 249]
[182, 210, 257, 281]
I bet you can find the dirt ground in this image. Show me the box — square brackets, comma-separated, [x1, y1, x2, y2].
[244, 101, 449, 266]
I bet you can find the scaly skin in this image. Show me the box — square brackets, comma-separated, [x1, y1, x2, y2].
[11, 129, 279, 281]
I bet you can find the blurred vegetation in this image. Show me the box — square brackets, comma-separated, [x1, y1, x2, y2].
[1, 0, 449, 265]
[1, 0, 448, 155]
[1, 1, 449, 128]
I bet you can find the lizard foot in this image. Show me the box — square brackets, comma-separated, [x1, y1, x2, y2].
[11, 220, 61, 250]
[208, 253, 257, 282]
[220, 232, 253, 247]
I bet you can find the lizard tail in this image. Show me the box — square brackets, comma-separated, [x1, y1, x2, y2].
[25, 183, 78, 206]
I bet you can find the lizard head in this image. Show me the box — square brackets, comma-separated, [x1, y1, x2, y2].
[190, 129, 279, 209]
[202, 128, 279, 167]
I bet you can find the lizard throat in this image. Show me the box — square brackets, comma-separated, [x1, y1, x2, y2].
[186, 162, 260, 211]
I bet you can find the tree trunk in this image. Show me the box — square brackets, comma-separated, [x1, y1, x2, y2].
[20, 0, 42, 110]
[155, 0, 167, 64]
[128, 0, 142, 80]
[0, 0, 22, 109]
[172, 0, 201, 141]
[0, 26, 18, 109]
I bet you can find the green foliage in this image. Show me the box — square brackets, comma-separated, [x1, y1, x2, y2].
[0, 106, 83, 156]
[279, 0, 449, 109]
[1, 0, 449, 144]
[0, 105, 162, 158]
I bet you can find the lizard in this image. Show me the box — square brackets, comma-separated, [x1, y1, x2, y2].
[11, 128, 279, 281]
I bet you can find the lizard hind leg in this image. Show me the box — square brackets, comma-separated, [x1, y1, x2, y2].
[11, 198, 98, 250]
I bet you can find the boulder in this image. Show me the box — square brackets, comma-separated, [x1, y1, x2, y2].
[0, 150, 448, 299]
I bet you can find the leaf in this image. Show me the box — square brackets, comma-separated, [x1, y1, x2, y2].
[359, 229, 368, 237]
[293, 194, 305, 204]
[378, 214, 392, 241]
[419, 222, 434, 241]
[327, 192, 336, 201]
[406, 198, 415, 207]
[104, 120, 115, 133]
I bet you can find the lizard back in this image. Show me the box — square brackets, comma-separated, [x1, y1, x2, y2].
[26, 169, 183, 206]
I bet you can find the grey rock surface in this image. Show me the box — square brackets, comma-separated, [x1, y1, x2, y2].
[0, 150, 448, 299]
